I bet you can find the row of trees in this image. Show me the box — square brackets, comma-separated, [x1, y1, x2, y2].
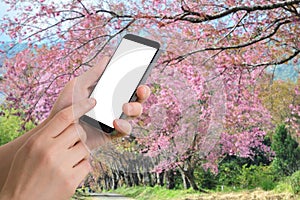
[1, 106, 300, 192]
[82, 124, 300, 191]
[0, 0, 300, 192]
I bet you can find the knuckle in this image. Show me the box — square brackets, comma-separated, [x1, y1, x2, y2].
[77, 142, 89, 156]
[75, 125, 87, 142]
[57, 109, 72, 122]
[74, 123, 84, 133]
[84, 160, 92, 172]
[57, 165, 66, 179]
[81, 160, 92, 174]
[36, 141, 56, 163]
[77, 141, 88, 157]
[24, 134, 43, 155]
[25, 135, 57, 165]
[40, 147, 56, 165]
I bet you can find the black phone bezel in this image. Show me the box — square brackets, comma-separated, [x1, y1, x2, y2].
[80, 34, 161, 133]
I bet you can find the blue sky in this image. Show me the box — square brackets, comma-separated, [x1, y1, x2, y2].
[0, 1, 12, 41]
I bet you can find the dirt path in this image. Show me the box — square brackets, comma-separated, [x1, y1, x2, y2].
[84, 193, 133, 200]
[182, 190, 298, 200]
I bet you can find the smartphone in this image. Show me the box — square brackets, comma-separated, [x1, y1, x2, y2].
[80, 34, 161, 133]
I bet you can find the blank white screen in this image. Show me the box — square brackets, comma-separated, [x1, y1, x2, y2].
[86, 38, 157, 128]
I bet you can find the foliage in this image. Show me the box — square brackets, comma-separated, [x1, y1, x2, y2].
[259, 175, 277, 191]
[195, 155, 277, 191]
[260, 80, 299, 124]
[259, 80, 299, 125]
[271, 124, 300, 176]
[273, 179, 293, 194]
[217, 159, 242, 187]
[290, 171, 300, 194]
[194, 168, 218, 190]
[0, 107, 35, 145]
[238, 165, 276, 190]
[288, 84, 300, 136]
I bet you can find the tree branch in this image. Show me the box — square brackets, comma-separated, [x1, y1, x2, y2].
[163, 19, 293, 64]
[77, 0, 90, 15]
[218, 11, 248, 43]
[178, 0, 300, 23]
[81, 18, 136, 66]
[242, 49, 300, 68]
[22, 15, 84, 41]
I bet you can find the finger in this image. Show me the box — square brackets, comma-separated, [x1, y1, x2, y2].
[45, 98, 96, 138]
[72, 159, 91, 187]
[77, 57, 109, 88]
[68, 141, 90, 168]
[122, 102, 143, 117]
[55, 123, 87, 148]
[76, 124, 87, 143]
[80, 121, 112, 149]
[49, 80, 76, 117]
[136, 85, 151, 103]
[113, 119, 132, 138]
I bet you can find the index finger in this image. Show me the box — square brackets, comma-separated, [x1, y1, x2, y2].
[44, 98, 96, 138]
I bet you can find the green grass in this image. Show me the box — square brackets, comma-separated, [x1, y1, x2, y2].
[273, 180, 293, 194]
[110, 185, 298, 200]
[110, 185, 200, 200]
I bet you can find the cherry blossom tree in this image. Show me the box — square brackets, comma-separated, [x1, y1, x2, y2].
[1, 0, 299, 190]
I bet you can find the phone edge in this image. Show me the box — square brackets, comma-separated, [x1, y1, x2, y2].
[80, 34, 162, 133]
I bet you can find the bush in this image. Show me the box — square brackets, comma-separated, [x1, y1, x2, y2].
[217, 159, 242, 187]
[0, 107, 35, 145]
[238, 164, 276, 190]
[196, 169, 218, 190]
[290, 170, 300, 194]
[274, 179, 293, 193]
[260, 176, 276, 191]
[272, 124, 300, 176]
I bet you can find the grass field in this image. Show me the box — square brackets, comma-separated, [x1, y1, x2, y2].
[109, 185, 299, 200]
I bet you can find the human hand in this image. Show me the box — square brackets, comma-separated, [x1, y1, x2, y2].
[50, 58, 151, 149]
[0, 98, 95, 200]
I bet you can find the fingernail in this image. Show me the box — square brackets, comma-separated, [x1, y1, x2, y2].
[88, 98, 96, 106]
[140, 86, 147, 96]
[140, 86, 150, 99]
[124, 103, 133, 115]
[115, 119, 132, 134]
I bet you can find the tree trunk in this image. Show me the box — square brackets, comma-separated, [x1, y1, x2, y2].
[124, 172, 133, 187]
[137, 172, 143, 186]
[184, 169, 207, 192]
[165, 170, 175, 189]
[179, 168, 201, 191]
[112, 171, 119, 190]
[131, 172, 140, 186]
[157, 172, 164, 186]
[104, 173, 112, 190]
[186, 174, 199, 191]
[118, 171, 125, 187]
[180, 169, 191, 189]
[143, 172, 153, 186]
